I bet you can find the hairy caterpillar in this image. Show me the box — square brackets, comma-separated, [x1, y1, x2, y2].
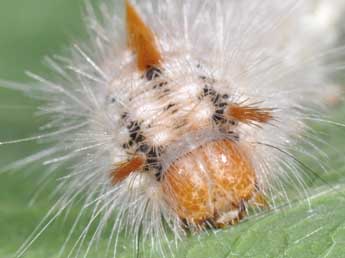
[1, 0, 345, 257]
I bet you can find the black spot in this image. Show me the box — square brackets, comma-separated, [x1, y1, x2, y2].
[212, 94, 220, 104]
[215, 109, 224, 115]
[121, 112, 128, 119]
[153, 81, 169, 91]
[127, 121, 137, 130]
[129, 132, 138, 141]
[159, 82, 168, 87]
[203, 87, 209, 96]
[127, 121, 144, 144]
[153, 163, 163, 171]
[145, 147, 163, 173]
[136, 134, 145, 143]
[218, 102, 227, 108]
[203, 86, 217, 97]
[165, 103, 176, 110]
[122, 140, 134, 149]
[212, 114, 223, 123]
[147, 158, 157, 167]
[147, 148, 158, 159]
[155, 170, 163, 181]
[138, 144, 150, 153]
[228, 120, 236, 126]
[212, 108, 227, 124]
[145, 66, 162, 81]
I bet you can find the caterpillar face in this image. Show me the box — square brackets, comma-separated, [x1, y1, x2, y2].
[106, 2, 272, 228]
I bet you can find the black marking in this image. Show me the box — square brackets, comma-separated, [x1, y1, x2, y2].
[218, 102, 227, 108]
[125, 120, 147, 145]
[136, 134, 145, 143]
[229, 132, 240, 141]
[159, 82, 168, 87]
[153, 81, 168, 90]
[200, 85, 234, 126]
[121, 115, 165, 180]
[121, 112, 128, 119]
[212, 107, 227, 124]
[212, 94, 220, 104]
[212, 115, 226, 124]
[203, 86, 217, 98]
[199, 75, 216, 84]
[215, 109, 224, 115]
[143, 147, 164, 180]
[122, 140, 134, 150]
[147, 148, 158, 159]
[127, 122, 140, 142]
[155, 170, 163, 181]
[138, 143, 150, 153]
[165, 103, 176, 111]
[127, 121, 140, 131]
[228, 120, 237, 126]
[145, 66, 162, 81]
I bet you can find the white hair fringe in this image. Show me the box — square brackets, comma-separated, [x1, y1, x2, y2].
[1, 0, 344, 257]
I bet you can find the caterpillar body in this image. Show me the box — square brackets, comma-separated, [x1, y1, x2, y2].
[1, 0, 345, 257]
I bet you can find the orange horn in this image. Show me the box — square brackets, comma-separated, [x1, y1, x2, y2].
[126, 0, 163, 71]
[226, 104, 273, 124]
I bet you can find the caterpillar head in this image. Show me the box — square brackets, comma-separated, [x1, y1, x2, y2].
[107, 1, 272, 229]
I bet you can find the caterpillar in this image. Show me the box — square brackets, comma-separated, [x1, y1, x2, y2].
[1, 0, 345, 257]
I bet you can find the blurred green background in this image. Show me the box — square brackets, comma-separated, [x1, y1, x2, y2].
[0, 1, 91, 257]
[1, 1, 345, 258]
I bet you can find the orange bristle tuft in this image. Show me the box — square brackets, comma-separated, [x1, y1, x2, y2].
[126, 0, 162, 71]
[111, 156, 145, 185]
[226, 104, 273, 124]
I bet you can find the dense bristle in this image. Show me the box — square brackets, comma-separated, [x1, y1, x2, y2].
[2, 0, 344, 257]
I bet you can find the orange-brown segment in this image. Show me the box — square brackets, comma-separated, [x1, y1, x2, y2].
[161, 140, 257, 226]
[111, 156, 145, 185]
[126, 0, 162, 71]
[227, 104, 273, 124]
